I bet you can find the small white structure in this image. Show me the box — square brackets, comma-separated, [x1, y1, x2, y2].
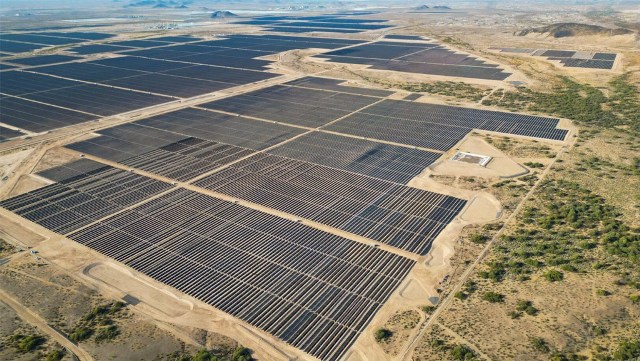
[451, 151, 492, 167]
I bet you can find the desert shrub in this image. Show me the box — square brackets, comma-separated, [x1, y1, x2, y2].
[595, 289, 611, 296]
[454, 291, 468, 300]
[192, 349, 216, 361]
[544, 270, 564, 282]
[613, 340, 640, 360]
[421, 305, 436, 313]
[95, 325, 119, 342]
[516, 300, 538, 315]
[482, 291, 504, 303]
[232, 346, 252, 361]
[450, 344, 475, 360]
[15, 334, 44, 352]
[531, 337, 550, 352]
[470, 233, 488, 244]
[69, 327, 92, 343]
[374, 328, 392, 342]
[45, 349, 64, 361]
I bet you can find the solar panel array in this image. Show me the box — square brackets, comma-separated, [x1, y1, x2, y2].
[284, 76, 394, 97]
[0, 126, 25, 141]
[325, 99, 568, 150]
[269, 131, 440, 183]
[199, 78, 567, 149]
[499, 48, 617, 70]
[0, 32, 114, 54]
[0, 161, 172, 234]
[194, 153, 466, 255]
[233, 14, 392, 33]
[317, 41, 511, 80]
[66, 188, 415, 360]
[200, 84, 380, 128]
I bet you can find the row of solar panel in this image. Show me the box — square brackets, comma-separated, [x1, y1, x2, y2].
[193, 153, 466, 255]
[1, 158, 415, 361]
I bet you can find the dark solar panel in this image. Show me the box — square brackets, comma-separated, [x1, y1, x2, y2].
[194, 153, 466, 255]
[0, 164, 173, 234]
[268, 131, 441, 183]
[19, 83, 171, 117]
[7, 54, 83, 66]
[65, 187, 414, 361]
[69, 44, 133, 54]
[0, 40, 49, 53]
[0, 126, 24, 141]
[0, 96, 97, 132]
[284, 76, 394, 97]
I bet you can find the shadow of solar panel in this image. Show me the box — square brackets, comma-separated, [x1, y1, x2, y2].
[0, 96, 98, 132]
[194, 153, 466, 255]
[0, 163, 173, 234]
[66, 188, 415, 361]
[268, 131, 440, 183]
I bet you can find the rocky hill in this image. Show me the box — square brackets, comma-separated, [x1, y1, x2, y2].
[516, 22, 633, 38]
[211, 10, 237, 18]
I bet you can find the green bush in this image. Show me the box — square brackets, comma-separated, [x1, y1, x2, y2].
[544, 270, 564, 282]
[613, 340, 640, 360]
[69, 327, 92, 343]
[45, 349, 64, 361]
[232, 346, 252, 361]
[192, 349, 216, 361]
[16, 335, 44, 352]
[516, 300, 538, 316]
[482, 291, 504, 303]
[470, 233, 488, 244]
[531, 337, 550, 353]
[374, 328, 392, 342]
[595, 289, 610, 296]
[95, 325, 119, 342]
[454, 291, 468, 300]
[421, 305, 436, 313]
[450, 344, 475, 361]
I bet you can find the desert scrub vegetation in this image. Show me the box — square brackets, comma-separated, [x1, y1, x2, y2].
[166, 346, 252, 361]
[484, 179, 640, 282]
[68, 301, 126, 343]
[482, 74, 640, 132]
[394, 81, 491, 101]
